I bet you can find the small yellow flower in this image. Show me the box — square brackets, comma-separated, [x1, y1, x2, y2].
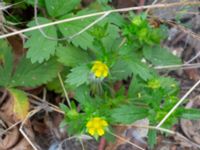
[148, 79, 161, 89]
[91, 61, 109, 78]
[86, 117, 108, 136]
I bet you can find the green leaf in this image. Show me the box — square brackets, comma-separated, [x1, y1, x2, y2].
[10, 58, 60, 87]
[26, 0, 45, 7]
[101, 24, 120, 51]
[159, 77, 179, 94]
[178, 108, 200, 120]
[9, 88, 29, 120]
[143, 46, 181, 66]
[111, 104, 148, 124]
[0, 40, 13, 87]
[97, 0, 112, 4]
[25, 17, 57, 63]
[45, 0, 81, 17]
[148, 129, 157, 149]
[56, 45, 91, 67]
[111, 60, 132, 80]
[66, 64, 90, 88]
[128, 77, 144, 98]
[58, 10, 97, 50]
[74, 85, 90, 105]
[127, 60, 153, 81]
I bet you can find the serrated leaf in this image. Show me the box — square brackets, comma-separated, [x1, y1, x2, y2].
[128, 77, 143, 98]
[101, 24, 120, 51]
[58, 10, 97, 50]
[111, 104, 148, 124]
[111, 60, 132, 80]
[127, 60, 153, 81]
[0, 39, 13, 87]
[143, 46, 181, 66]
[25, 17, 57, 63]
[9, 88, 29, 120]
[45, 0, 81, 17]
[74, 85, 90, 105]
[56, 45, 91, 67]
[66, 64, 90, 88]
[10, 58, 60, 87]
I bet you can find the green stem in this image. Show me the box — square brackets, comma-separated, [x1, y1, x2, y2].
[58, 73, 72, 109]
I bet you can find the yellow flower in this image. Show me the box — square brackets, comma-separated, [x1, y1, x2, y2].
[148, 79, 161, 89]
[91, 61, 109, 78]
[86, 117, 108, 136]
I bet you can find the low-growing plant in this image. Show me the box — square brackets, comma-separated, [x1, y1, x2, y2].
[1, 0, 200, 149]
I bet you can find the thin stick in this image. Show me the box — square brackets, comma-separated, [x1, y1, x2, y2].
[108, 131, 145, 150]
[0, 1, 199, 39]
[154, 63, 200, 70]
[69, 11, 111, 40]
[0, 121, 21, 137]
[27, 93, 64, 114]
[57, 73, 72, 109]
[34, 0, 110, 41]
[156, 79, 200, 128]
[19, 108, 41, 150]
[130, 124, 200, 148]
[0, 0, 25, 10]
[79, 139, 85, 150]
[185, 50, 200, 64]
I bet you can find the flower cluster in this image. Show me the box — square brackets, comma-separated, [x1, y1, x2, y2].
[86, 117, 108, 136]
[91, 61, 109, 78]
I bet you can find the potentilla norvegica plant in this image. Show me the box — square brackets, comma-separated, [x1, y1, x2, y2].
[1, 0, 200, 149]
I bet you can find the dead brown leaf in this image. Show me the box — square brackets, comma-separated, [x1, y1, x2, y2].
[0, 119, 19, 150]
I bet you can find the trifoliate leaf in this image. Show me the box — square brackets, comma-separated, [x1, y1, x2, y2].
[10, 58, 60, 87]
[9, 88, 29, 120]
[143, 46, 181, 66]
[111, 104, 148, 124]
[25, 17, 57, 63]
[66, 64, 90, 88]
[58, 10, 97, 50]
[56, 45, 91, 67]
[0, 39, 13, 87]
[45, 0, 81, 17]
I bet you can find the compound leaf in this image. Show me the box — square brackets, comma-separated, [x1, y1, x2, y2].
[25, 17, 57, 63]
[58, 10, 97, 50]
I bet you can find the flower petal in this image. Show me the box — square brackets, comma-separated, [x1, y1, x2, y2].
[97, 128, 105, 136]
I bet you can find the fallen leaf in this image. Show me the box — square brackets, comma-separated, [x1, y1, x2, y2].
[0, 119, 19, 150]
[9, 88, 30, 120]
